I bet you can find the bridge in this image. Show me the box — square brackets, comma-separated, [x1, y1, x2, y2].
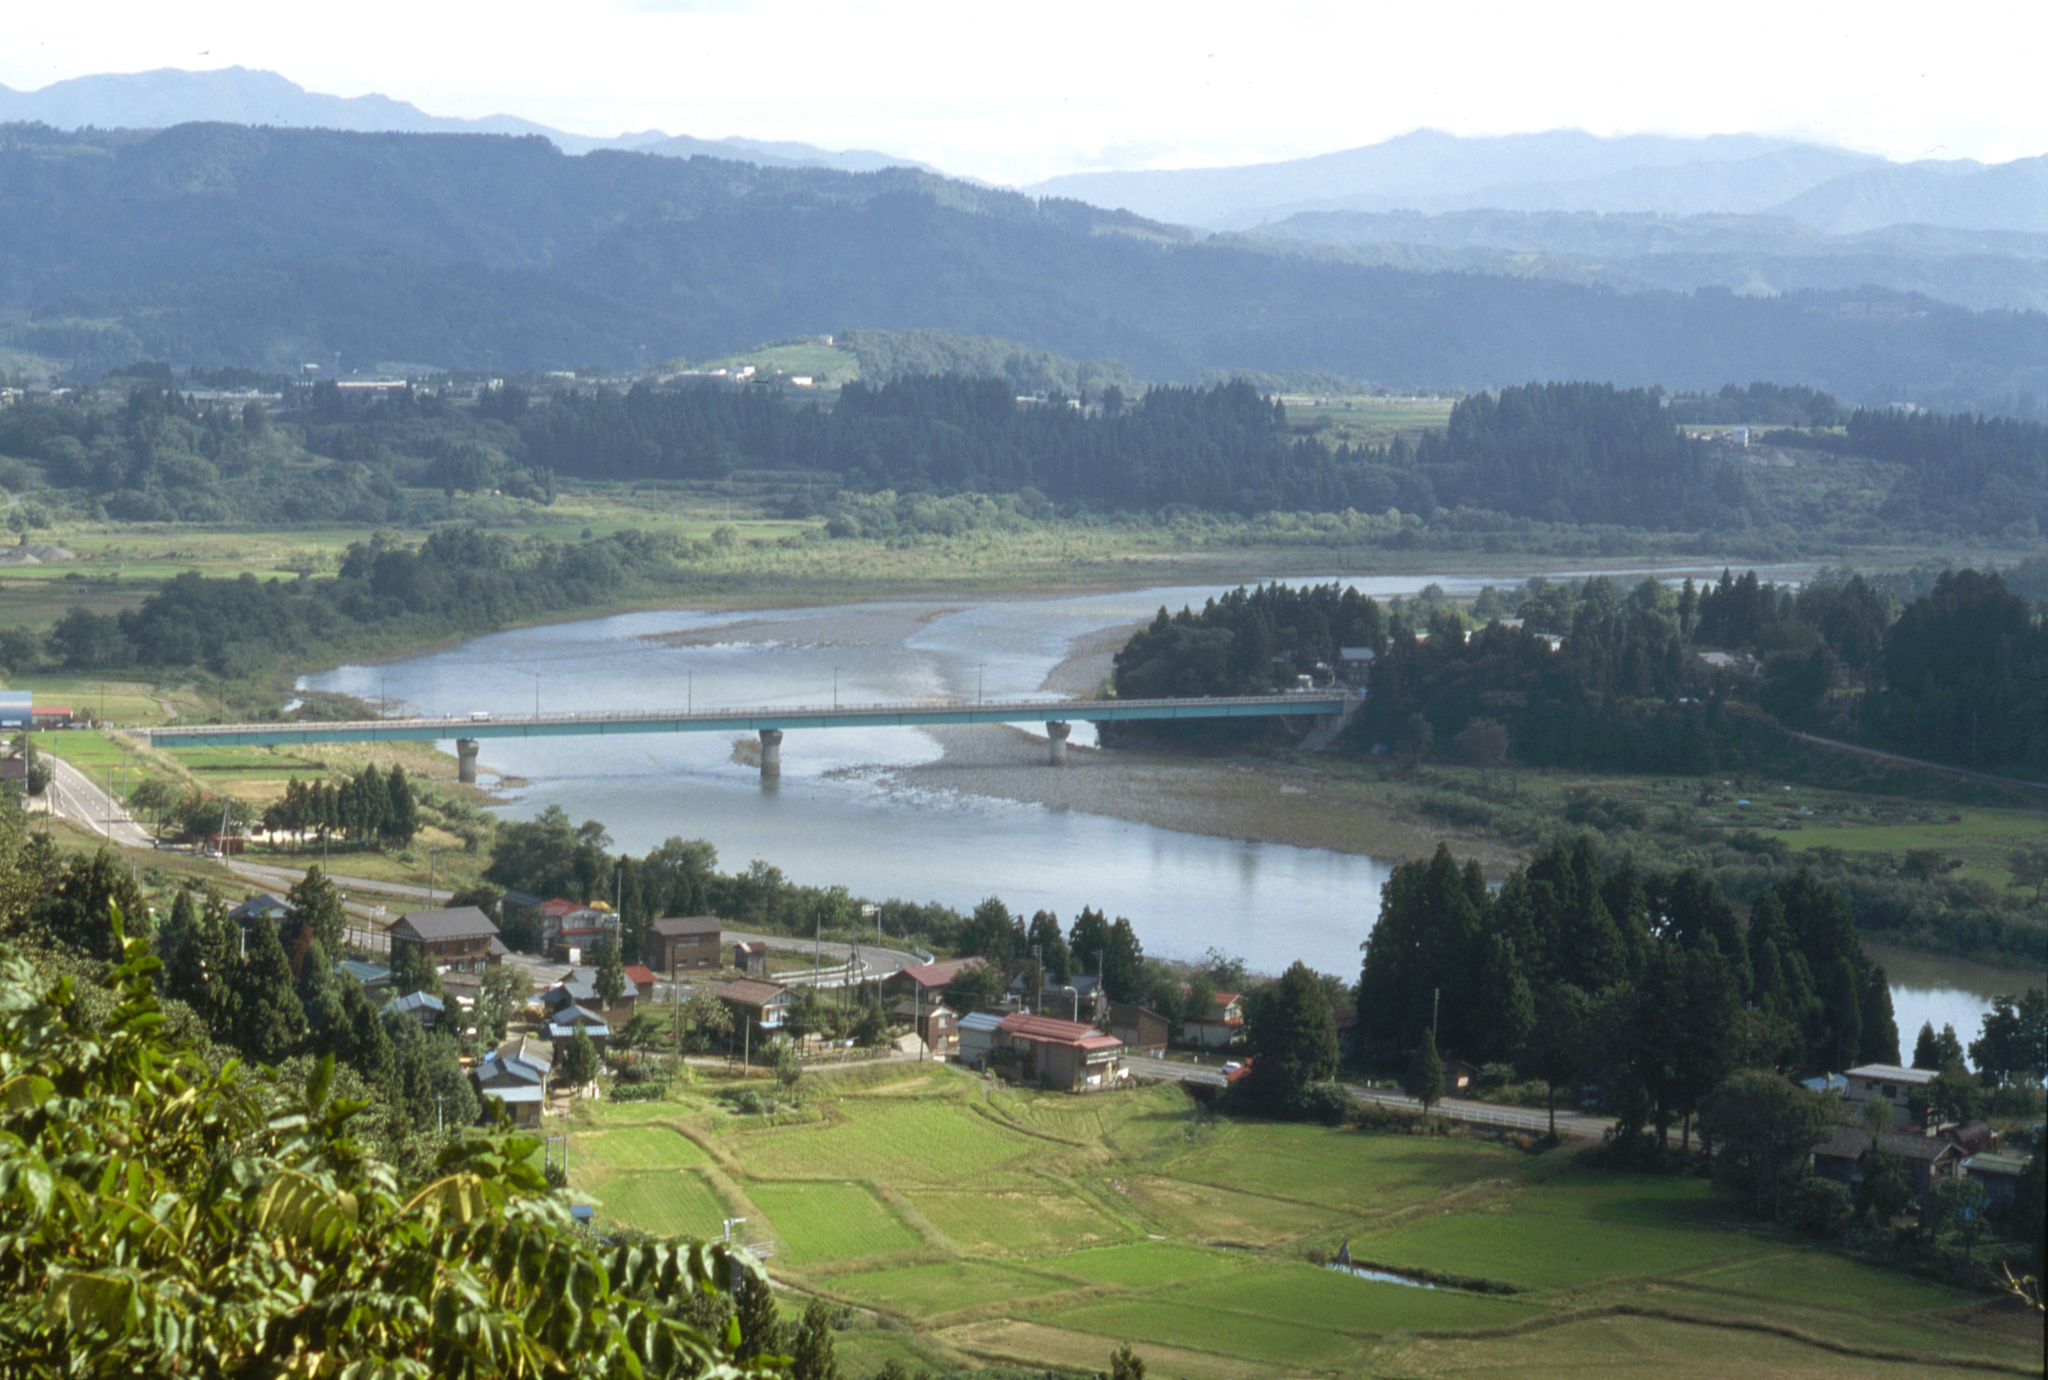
[136, 692, 1358, 780]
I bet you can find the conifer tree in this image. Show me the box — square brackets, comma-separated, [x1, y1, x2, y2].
[287, 864, 348, 958]
[383, 764, 420, 849]
[157, 886, 203, 1002]
[787, 1299, 840, 1380]
[233, 907, 308, 1062]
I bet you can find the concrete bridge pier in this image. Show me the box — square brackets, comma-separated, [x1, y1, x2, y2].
[1046, 721, 1070, 767]
[456, 738, 480, 784]
[758, 728, 783, 779]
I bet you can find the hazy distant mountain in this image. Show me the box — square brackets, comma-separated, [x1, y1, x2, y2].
[1027, 130, 1884, 228]
[1767, 155, 2048, 234]
[1029, 129, 2048, 238]
[0, 66, 939, 174]
[1240, 209, 2048, 313]
[5, 121, 2045, 419]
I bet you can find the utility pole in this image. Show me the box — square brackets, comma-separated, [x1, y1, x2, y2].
[1432, 986, 1440, 1042]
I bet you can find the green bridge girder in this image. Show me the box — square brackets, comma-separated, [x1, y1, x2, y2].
[135, 693, 1356, 749]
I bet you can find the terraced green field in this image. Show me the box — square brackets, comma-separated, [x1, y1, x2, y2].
[565, 1067, 2041, 1380]
[745, 1181, 924, 1265]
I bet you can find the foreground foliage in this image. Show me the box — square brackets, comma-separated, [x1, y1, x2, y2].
[0, 910, 767, 1378]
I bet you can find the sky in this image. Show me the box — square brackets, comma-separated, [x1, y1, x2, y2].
[3, 0, 2045, 186]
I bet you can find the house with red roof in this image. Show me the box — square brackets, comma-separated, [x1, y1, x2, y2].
[1176, 988, 1245, 1049]
[995, 1011, 1126, 1092]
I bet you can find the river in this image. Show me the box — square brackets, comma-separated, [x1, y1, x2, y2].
[302, 571, 2041, 1049]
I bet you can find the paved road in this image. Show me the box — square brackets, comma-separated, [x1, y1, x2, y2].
[1351, 1085, 1614, 1139]
[42, 755, 154, 849]
[1788, 730, 2047, 793]
[1127, 1054, 1228, 1087]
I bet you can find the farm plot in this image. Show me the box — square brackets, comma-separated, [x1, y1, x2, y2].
[1160, 1121, 1517, 1216]
[1352, 1196, 1760, 1292]
[573, 1123, 709, 1170]
[1046, 1293, 1376, 1372]
[1044, 1241, 1247, 1290]
[1379, 1309, 2030, 1380]
[1172, 1263, 1541, 1334]
[719, 1095, 1043, 1185]
[1676, 1250, 1982, 1317]
[822, 1259, 1077, 1317]
[587, 1168, 730, 1241]
[745, 1181, 924, 1265]
[901, 1184, 1131, 1257]
[1114, 1173, 1356, 1245]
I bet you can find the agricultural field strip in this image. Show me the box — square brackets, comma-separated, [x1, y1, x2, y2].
[567, 1076, 2039, 1373]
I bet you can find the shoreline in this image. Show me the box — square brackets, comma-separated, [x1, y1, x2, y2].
[856, 622, 1523, 873]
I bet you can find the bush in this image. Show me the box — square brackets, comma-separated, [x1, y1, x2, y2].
[609, 1082, 668, 1103]
[1788, 1176, 1853, 1239]
[1296, 1082, 1353, 1126]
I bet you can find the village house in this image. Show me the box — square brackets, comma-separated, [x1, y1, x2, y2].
[386, 990, 445, 1030]
[228, 893, 290, 929]
[545, 1003, 609, 1061]
[1010, 971, 1105, 1023]
[544, 966, 641, 1025]
[888, 996, 957, 1054]
[1811, 1124, 1967, 1200]
[1963, 1151, 2030, 1219]
[955, 1010, 1005, 1069]
[733, 940, 768, 976]
[880, 957, 986, 1007]
[994, 1012, 1126, 1092]
[1176, 989, 1245, 1048]
[389, 906, 502, 975]
[714, 978, 794, 1048]
[1108, 1002, 1170, 1055]
[550, 905, 618, 963]
[1842, 1063, 1938, 1128]
[651, 915, 723, 972]
[474, 1033, 553, 1128]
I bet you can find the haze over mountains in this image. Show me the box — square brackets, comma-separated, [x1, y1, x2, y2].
[1025, 129, 2048, 236]
[3, 68, 2046, 416]
[0, 66, 939, 175]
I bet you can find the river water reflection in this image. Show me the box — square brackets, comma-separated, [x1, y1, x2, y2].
[302, 573, 2032, 1041]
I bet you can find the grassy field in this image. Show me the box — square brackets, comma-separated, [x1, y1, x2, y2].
[561, 1064, 2040, 1379]
[1285, 395, 1456, 449]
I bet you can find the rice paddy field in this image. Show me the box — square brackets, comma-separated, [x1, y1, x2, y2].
[565, 1065, 2040, 1379]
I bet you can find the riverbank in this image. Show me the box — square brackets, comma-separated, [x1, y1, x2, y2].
[865, 621, 1523, 871]
[872, 724, 1521, 871]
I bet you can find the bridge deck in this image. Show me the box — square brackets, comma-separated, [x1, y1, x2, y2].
[136, 693, 1355, 748]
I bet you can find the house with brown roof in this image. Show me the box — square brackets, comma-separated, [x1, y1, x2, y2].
[652, 916, 723, 971]
[715, 978, 794, 1046]
[887, 997, 957, 1053]
[995, 1012, 1126, 1092]
[389, 906, 501, 975]
[880, 957, 986, 1004]
[1811, 1124, 1966, 1200]
[733, 941, 768, 976]
[1108, 1002, 1169, 1054]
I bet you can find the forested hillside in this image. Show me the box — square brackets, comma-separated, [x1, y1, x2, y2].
[5, 122, 2048, 412]
[5, 375, 2047, 541]
[1114, 568, 2048, 773]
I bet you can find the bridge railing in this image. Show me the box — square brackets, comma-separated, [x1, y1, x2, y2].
[139, 691, 1355, 741]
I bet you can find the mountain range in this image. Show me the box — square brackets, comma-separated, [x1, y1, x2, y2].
[0, 65, 941, 175]
[4, 119, 2045, 420]
[1027, 128, 2048, 237]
